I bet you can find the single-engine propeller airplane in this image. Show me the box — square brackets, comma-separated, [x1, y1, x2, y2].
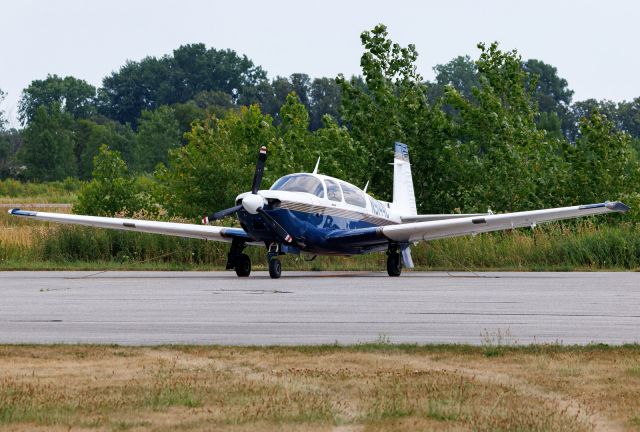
[9, 143, 630, 278]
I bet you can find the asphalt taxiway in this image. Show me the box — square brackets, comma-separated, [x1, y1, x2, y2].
[0, 271, 638, 345]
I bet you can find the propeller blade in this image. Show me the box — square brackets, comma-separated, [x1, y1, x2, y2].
[251, 146, 267, 194]
[206, 204, 243, 222]
[257, 209, 293, 244]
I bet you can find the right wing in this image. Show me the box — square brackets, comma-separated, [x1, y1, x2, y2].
[8, 209, 257, 244]
[382, 201, 630, 243]
[400, 213, 489, 223]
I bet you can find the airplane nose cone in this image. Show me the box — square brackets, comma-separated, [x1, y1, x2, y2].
[242, 193, 265, 214]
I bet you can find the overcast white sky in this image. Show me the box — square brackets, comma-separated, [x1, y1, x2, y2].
[1, 0, 639, 127]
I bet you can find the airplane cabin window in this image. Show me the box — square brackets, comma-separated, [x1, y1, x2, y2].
[325, 179, 343, 202]
[270, 174, 325, 198]
[340, 182, 367, 208]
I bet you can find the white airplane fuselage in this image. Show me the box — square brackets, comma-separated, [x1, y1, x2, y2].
[235, 173, 400, 255]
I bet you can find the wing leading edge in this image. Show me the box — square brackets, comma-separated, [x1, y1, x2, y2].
[382, 201, 629, 243]
[8, 209, 256, 243]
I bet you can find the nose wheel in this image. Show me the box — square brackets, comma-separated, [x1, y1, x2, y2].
[268, 257, 282, 279]
[267, 242, 283, 279]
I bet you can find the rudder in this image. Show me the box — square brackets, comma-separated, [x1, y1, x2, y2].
[391, 142, 417, 217]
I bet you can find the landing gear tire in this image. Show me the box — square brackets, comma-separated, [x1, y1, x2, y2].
[235, 253, 251, 277]
[268, 258, 282, 279]
[387, 253, 402, 277]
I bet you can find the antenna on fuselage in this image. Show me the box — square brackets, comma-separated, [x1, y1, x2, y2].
[312, 157, 320, 174]
[363, 180, 369, 193]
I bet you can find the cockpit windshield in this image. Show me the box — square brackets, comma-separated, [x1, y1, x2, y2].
[270, 174, 325, 198]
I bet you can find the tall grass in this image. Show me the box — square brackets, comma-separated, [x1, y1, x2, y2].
[1, 206, 638, 270]
[0, 178, 82, 203]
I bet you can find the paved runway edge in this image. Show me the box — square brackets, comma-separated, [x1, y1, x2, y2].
[0, 271, 638, 346]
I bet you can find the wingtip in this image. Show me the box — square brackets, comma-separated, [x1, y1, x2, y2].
[8, 209, 37, 217]
[606, 201, 630, 213]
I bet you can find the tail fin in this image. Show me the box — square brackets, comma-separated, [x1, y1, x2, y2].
[391, 142, 417, 217]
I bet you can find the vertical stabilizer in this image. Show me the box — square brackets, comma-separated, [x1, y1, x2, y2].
[392, 142, 417, 217]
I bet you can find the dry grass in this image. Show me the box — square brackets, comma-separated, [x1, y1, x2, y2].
[0, 205, 73, 268]
[0, 205, 71, 247]
[0, 345, 638, 431]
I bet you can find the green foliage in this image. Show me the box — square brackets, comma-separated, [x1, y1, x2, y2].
[19, 104, 77, 181]
[566, 111, 640, 219]
[435, 42, 569, 212]
[338, 24, 427, 201]
[0, 88, 6, 132]
[0, 129, 22, 179]
[74, 118, 136, 179]
[6, 27, 640, 233]
[3, 220, 639, 271]
[428, 55, 479, 102]
[0, 177, 81, 201]
[74, 145, 153, 217]
[134, 106, 181, 172]
[19, 75, 96, 125]
[98, 44, 266, 125]
[154, 105, 277, 218]
[154, 96, 367, 219]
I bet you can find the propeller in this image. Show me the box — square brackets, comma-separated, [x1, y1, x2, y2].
[203, 146, 293, 244]
[257, 209, 293, 243]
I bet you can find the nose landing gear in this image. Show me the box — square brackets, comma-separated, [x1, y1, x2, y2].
[267, 242, 282, 279]
[268, 257, 282, 279]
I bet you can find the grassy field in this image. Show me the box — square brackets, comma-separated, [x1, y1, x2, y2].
[0, 344, 639, 431]
[0, 179, 81, 204]
[1, 202, 638, 271]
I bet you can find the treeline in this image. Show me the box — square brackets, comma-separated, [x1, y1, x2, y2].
[1, 25, 639, 221]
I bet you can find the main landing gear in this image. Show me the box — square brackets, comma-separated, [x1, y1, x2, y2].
[227, 239, 284, 279]
[386, 245, 402, 277]
[227, 238, 251, 277]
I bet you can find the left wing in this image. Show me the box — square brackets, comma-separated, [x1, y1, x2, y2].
[382, 201, 629, 243]
[8, 209, 256, 243]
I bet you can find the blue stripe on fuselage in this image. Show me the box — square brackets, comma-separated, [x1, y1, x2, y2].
[237, 207, 390, 255]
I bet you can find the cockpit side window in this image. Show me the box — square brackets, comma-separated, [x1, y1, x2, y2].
[340, 182, 367, 208]
[325, 179, 343, 202]
[270, 174, 325, 198]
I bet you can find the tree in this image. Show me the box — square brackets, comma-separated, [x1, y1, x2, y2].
[308, 78, 342, 131]
[0, 129, 23, 179]
[338, 24, 428, 201]
[0, 88, 7, 131]
[74, 118, 136, 179]
[435, 43, 569, 212]
[616, 97, 640, 138]
[154, 105, 278, 218]
[98, 44, 266, 126]
[134, 106, 181, 172]
[272, 93, 367, 184]
[428, 55, 479, 102]
[523, 59, 574, 139]
[154, 95, 368, 219]
[19, 75, 96, 125]
[523, 59, 573, 111]
[19, 104, 77, 181]
[566, 111, 639, 206]
[567, 99, 618, 142]
[74, 145, 150, 217]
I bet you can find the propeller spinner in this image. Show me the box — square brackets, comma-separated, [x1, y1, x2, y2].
[203, 146, 293, 244]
